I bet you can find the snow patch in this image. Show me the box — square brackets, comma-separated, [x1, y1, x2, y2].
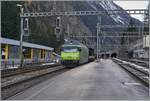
[99, 0, 125, 24]
[88, 1, 98, 10]
[42, 62, 55, 65]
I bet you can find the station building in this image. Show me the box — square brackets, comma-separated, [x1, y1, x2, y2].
[1, 37, 58, 69]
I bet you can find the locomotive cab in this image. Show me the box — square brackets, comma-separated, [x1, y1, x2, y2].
[60, 42, 89, 67]
[61, 45, 81, 67]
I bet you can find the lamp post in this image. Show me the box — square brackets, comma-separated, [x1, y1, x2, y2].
[17, 4, 24, 67]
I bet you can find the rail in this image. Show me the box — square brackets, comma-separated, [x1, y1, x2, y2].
[119, 58, 149, 68]
[1, 58, 60, 70]
[1, 64, 66, 100]
[112, 58, 149, 86]
[1, 63, 60, 78]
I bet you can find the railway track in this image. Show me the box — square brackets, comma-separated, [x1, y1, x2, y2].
[1, 64, 68, 100]
[1, 63, 60, 78]
[120, 58, 149, 68]
[112, 58, 149, 87]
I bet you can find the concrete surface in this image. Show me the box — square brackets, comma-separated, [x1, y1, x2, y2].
[8, 59, 149, 100]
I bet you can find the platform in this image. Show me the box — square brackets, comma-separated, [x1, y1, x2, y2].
[8, 59, 149, 100]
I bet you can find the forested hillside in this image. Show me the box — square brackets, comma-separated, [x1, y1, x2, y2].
[1, 1, 63, 51]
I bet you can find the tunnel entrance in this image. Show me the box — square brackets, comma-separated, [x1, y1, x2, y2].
[105, 54, 110, 59]
[111, 53, 117, 58]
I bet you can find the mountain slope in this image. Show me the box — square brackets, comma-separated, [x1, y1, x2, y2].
[2, 1, 143, 51]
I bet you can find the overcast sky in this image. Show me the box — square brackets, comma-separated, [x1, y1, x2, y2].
[114, 0, 149, 21]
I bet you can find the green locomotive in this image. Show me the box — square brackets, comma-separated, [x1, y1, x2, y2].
[61, 41, 89, 67]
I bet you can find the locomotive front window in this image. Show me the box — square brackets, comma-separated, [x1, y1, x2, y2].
[62, 47, 78, 52]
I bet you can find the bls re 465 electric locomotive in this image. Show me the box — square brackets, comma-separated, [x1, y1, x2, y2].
[60, 41, 95, 67]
